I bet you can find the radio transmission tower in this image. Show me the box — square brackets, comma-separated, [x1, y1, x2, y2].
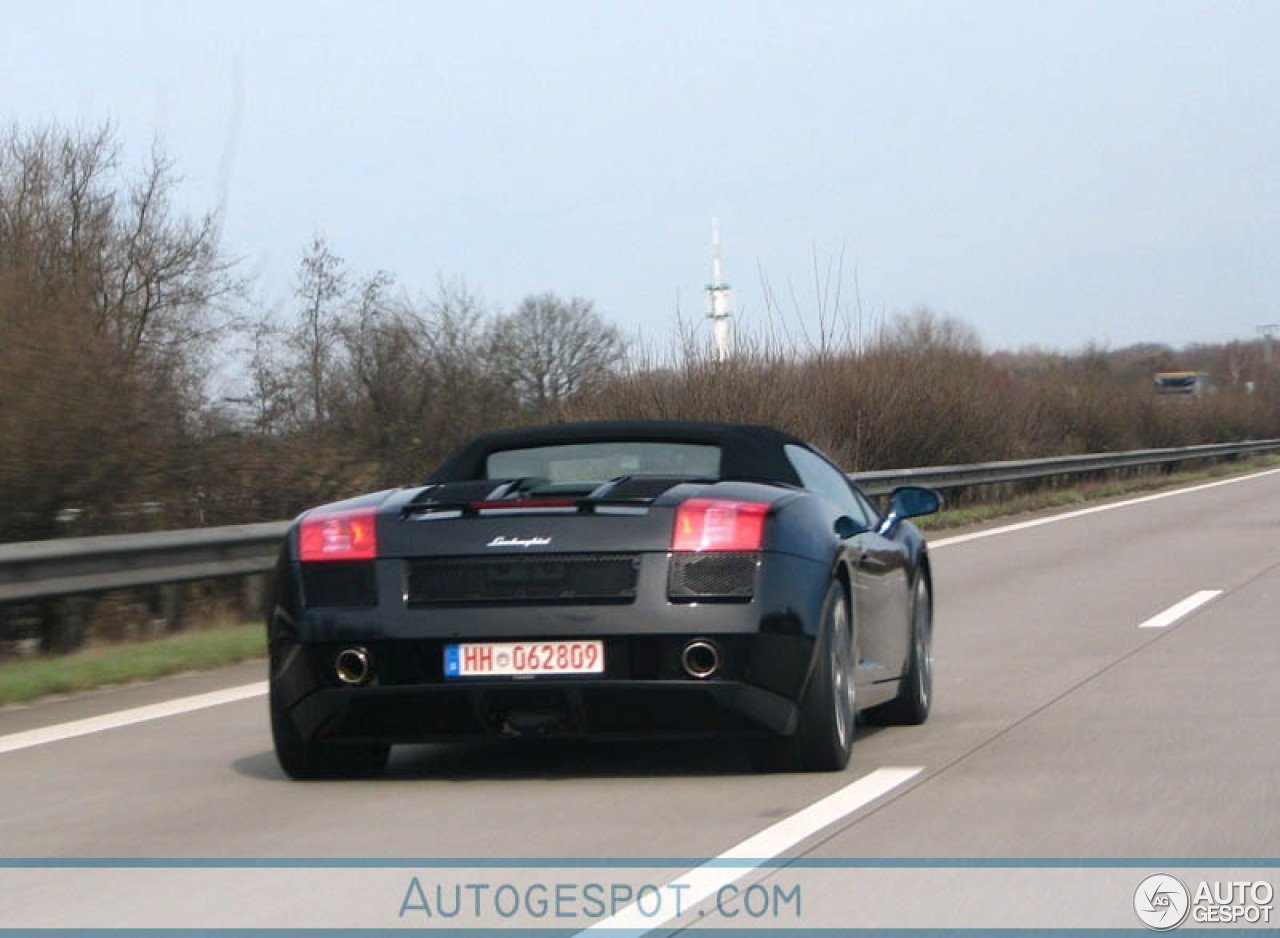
[706, 219, 735, 362]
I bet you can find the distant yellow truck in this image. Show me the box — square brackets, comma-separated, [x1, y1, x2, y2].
[1153, 371, 1211, 397]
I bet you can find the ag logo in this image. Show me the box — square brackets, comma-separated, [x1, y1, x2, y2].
[1134, 873, 1191, 930]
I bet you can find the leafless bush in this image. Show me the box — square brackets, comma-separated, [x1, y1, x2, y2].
[583, 304, 1280, 478]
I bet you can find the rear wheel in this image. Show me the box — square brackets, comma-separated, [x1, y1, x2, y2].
[870, 572, 932, 726]
[756, 580, 855, 772]
[270, 686, 389, 780]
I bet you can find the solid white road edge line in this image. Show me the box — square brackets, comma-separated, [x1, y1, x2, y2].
[1137, 590, 1223, 629]
[5, 466, 1274, 754]
[576, 766, 923, 934]
[0, 682, 268, 755]
[929, 465, 1280, 550]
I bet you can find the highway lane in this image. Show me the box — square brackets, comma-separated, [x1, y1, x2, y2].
[1, 467, 1278, 864]
[809, 480, 1280, 857]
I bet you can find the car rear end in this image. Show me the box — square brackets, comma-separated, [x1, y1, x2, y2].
[269, 474, 831, 750]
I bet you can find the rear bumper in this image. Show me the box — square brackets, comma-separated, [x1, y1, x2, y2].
[286, 679, 799, 744]
[269, 549, 831, 745]
[272, 632, 813, 744]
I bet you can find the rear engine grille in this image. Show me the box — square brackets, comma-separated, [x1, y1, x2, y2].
[406, 554, 640, 604]
[668, 552, 758, 601]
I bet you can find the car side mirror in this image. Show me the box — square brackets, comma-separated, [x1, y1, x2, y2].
[877, 486, 943, 537]
[833, 515, 865, 539]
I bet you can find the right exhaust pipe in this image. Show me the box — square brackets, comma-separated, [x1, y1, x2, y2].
[681, 639, 720, 679]
[334, 646, 372, 686]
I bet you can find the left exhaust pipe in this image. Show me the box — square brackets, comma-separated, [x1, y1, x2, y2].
[681, 639, 720, 679]
[334, 646, 372, 686]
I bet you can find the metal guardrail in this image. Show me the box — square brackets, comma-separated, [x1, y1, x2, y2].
[2, 439, 1279, 606]
[0, 522, 288, 606]
[847, 439, 1280, 496]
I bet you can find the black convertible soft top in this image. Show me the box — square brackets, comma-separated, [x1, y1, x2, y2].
[429, 420, 806, 486]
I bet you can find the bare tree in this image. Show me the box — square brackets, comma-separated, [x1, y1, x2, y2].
[96, 149, 233, 374]
[334, 270, 421, 454]
[245, 313, 296, 434]
[330, 278, 515, 482]
[291, 236, 347, 424]
[486, 293, 625, 419]
[0, 123, 237, 542]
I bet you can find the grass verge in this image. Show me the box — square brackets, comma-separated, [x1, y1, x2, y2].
[0, 622, 264, 707]
[916, 454, 1280, 530]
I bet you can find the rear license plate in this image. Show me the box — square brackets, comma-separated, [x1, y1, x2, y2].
[444, 640, 605, 678]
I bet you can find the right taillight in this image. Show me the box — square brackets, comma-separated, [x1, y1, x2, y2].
[671, 498, 769, 552]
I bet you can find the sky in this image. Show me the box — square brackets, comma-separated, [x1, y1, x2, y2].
[3, 0, 1277, 356]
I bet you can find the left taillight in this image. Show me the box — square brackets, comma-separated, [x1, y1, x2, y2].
[671, 498, 770, 552]
[299, 508, 379, 562]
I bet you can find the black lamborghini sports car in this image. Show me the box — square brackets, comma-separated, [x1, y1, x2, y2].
[268, 420, 941, 777]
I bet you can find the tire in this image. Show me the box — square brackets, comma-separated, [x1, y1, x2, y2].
[870, 572, 932, 726]
[755, 580, 855, 772]
[270, 686, 390, 780]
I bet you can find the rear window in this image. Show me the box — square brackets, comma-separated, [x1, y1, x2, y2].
[485, 442, 721, 484]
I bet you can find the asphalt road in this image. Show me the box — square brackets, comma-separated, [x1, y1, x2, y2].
[2, 467, 1278, 926]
